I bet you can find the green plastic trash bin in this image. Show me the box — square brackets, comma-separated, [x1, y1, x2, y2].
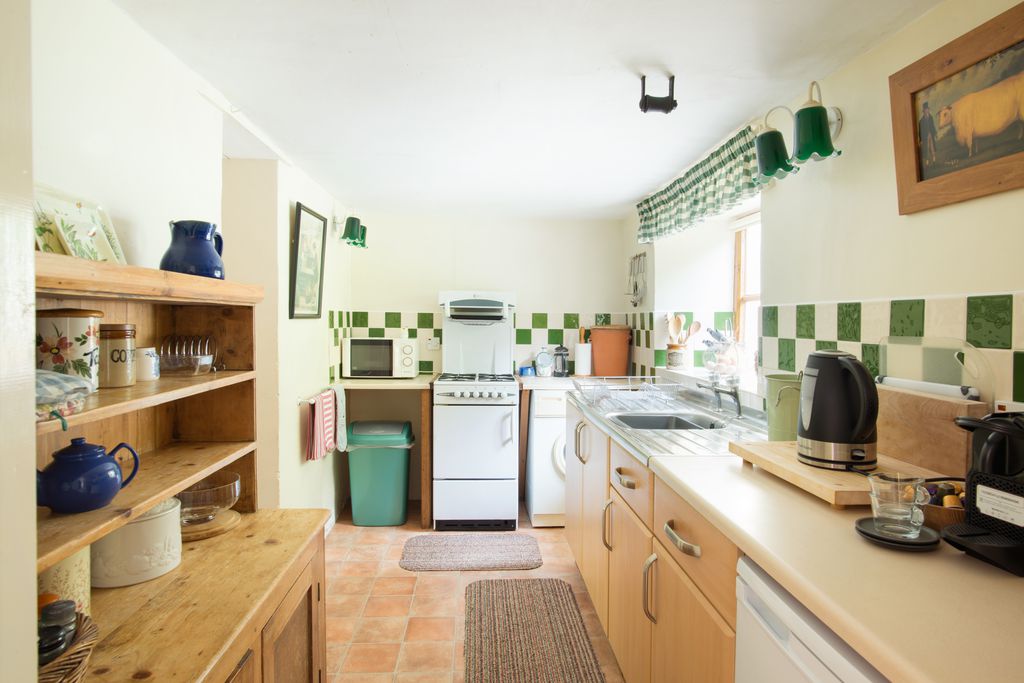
[346, 421, 414, 526]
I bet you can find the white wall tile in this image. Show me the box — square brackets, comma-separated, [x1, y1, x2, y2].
[861, 300, 890, 344]
[761, 337, 779, 372]
[924, 296, 966, 339]
[367, 311, 384, 327]
[795, 339, 816, 372]
[837, 341, 860, 357]
[980, 348, 1013, 402]
[1014, 294, 1024, 350]
[815, 303, 838, 341]
[778, 304, 796, 339]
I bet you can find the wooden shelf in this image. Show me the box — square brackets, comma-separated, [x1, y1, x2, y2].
[36, 252, 264, 305]
[36, 371, 256, 435]
[86, 509, 328, 682]
[37, 440, 256, 573]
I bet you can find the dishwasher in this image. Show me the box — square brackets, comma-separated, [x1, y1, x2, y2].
[736, 558, 887, 683]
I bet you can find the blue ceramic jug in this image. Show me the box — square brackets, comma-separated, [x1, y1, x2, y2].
[37, 438, 140, 514]
[159, 220, 225, 279]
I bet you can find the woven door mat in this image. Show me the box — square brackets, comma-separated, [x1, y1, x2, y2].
[465, 578, 605, 683]
[399, 533, 543, 571]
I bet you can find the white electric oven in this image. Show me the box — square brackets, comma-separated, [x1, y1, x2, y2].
[342, 337, 418, 378]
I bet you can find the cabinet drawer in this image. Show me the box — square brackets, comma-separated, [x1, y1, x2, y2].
[653, 477, 738, 628]
[609, 439, 653, 527]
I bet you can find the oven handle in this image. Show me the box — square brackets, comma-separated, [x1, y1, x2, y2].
[506, 409, 515, 443]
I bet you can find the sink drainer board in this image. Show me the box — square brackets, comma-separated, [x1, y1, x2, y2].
[729, 441, 945, 508]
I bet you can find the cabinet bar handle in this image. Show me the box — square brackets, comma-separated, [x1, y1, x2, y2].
[601, 499, 613, 550]
[574, 421, 587, 464]
[664, 520, 702, 557]
[614, 467, 637, 489]
[642, 553, 658, 624]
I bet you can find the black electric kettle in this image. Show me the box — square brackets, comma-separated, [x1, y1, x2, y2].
[797, 350, 879, 471]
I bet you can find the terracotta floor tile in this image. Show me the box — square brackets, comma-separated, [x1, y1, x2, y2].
[333, 672, 393, 682]
[397, 641, 454, 672]
[396, 672, 453, 683]
[453, 617, 465, 641]
[405, 617, 454, 642]
[378, 559, 414, 577]
[574, 592, 596, 614]
[348, 544, 389, 561]
[410, 593, 458, 617]
[326, 545, 352, 562]
[452, 641, 464, 671]
[352, 617, 407, 643]
[326, 643, 348, 673]
[359, 528, 397, 544]
[363, 595, 413, 617]
[602, 665, 627, 683]
[327, 616, 359, 644]
[341, 643, 401, 673]
[385, 543, 405, 559]
[414, 575, 459, 595]
[590, 636, 618, 669]
[581, 611, 604, 637]
[331, 576, 375, 595]
[339, 560, 382, 577]
[451, 671, 465, 683]
[328, 595, 369, 618]
[372, 576, 417, 596]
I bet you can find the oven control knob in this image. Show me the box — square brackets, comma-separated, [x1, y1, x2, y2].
[456, 391, 466, 398]
[471, 391, 481, 398]
[484, 391, 493, 398]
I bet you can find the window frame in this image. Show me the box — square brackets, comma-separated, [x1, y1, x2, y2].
[732, 212, 761, 346]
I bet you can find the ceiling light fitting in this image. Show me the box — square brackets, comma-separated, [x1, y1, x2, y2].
[639, 75, 678, 114]
[755, 81, 843, 184]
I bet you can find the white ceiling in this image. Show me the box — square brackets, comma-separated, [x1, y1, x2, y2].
[116, 0, 940, 219]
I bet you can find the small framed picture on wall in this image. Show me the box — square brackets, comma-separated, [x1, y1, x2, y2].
[289, 202, 327, 319]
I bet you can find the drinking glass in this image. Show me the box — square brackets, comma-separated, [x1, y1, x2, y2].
[867, 473, 930, 539]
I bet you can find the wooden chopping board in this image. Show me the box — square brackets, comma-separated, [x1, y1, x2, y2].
[729, 441, 945, 507]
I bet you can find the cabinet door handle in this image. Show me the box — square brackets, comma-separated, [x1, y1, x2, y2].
[664, 520, 702, 558]
[573, 421, 587, 464]
[601, 499, 613, 551]
[614, 467, 637, 489]
[642, 553, 658, 624]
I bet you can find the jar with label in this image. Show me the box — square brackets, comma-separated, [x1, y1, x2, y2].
[99, 324, 136, 388]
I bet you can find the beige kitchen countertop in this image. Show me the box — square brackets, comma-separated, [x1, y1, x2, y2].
[649, 455, 1024, 683]
[337, 373, 438, 390]
[517, 375, 578, 390]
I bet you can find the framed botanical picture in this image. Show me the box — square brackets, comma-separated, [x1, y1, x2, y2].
[33, 185, 127, 263]
[289, 202, 328, 319]
[889, 2, 1024, 214]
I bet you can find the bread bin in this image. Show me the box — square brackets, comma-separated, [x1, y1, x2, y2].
[91, 497, 182, 587]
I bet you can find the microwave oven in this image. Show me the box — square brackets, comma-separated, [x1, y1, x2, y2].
[342, 337, 419, 378]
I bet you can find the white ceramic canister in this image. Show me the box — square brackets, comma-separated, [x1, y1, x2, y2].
[91, 497, 182, 587]
[36, 308, 104, 392]
[666, 343, 691, 370]
[137, 347, 160, 381]
[38, 546, 91, 616]
[99, 323, 136, 388]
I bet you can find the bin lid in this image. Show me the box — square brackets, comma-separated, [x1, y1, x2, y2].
[347, 421, 413, 447]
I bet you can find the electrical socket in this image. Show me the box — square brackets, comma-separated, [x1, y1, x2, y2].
[426, 337, 441, 351]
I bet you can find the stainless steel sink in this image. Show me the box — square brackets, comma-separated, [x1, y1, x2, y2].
[609, 412, 727, 431]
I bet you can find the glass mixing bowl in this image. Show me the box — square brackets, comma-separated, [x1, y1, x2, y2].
[176, 470, 240, 525]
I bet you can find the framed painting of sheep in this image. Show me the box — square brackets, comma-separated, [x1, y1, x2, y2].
[889, 2, 1024, 214]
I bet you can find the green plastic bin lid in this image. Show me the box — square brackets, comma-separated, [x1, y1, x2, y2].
[347, 421, 414, 448]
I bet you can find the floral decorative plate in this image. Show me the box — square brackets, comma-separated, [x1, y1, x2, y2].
[34, 185, 127, 264]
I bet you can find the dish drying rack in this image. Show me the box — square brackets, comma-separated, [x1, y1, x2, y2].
[572, 376, 685, 411]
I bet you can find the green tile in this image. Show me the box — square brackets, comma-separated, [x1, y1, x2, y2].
[757, 337, 763, 367]
[532, 313, 547, 329]
[596, 313, 611, 326]
[632, 313, 638, 328]
[1014, 352, 1024, 402]
[631, 362, 637, 375]
[778, 338, 796, 372]
[796, 304, 815, 339]
[333, 328, 339, 346]
[548, 329, 563, 345]
[385, 312, 401, 328]
[516, 329, 532, 344]
[693, 349, 705, 368]
[654, 349, 667, 367]
[568, 360, 576, 375]
[368, 327, 385, 338]
[352, 311, 368, 327]
[407, 328, 418, 339]
[345, 311, 351, 326]
[889, 299, 925, 337]
[417, 312, 434, 329]
[328, 310, 335, 328]
[966, 294, 1012, 349]
[419, 360, 433, 373]
[433, 329, 442, 342]
[714, 311, 734, 332]
[329, 366, 335, 383]
[861, 343, 880, 378]
[640, 365, 647, 376]
[648, 312, 654, 330]
[837, 302, 861, 342]
[634, 332, 641, 347]
[815, 340, 838, 351]
[762, 306, 778, 337]
[563, 313, 579, 329]
[645, 330, 651, 348]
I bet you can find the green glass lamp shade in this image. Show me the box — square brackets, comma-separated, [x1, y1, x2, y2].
[755, 128, 798, 182]
[342, 217, 361, 243]
[356, 224, 367, 248]
[791, 105, 841, 163]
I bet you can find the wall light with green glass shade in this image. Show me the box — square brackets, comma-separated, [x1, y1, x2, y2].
[342, 216, 368, 248]
[791, 81, 843, 163]
[755, 105, 799, 183]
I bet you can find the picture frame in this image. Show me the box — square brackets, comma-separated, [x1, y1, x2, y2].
[888, 2, 1024, 215]
[33, 185, 127, 263]
[289, 202, 328, 319]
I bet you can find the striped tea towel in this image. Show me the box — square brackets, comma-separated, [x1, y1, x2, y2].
[330, 384, 347, 452]
[305, 390, 336, 461]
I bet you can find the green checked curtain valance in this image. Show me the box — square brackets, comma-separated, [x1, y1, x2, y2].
[636, 126, 759, 243]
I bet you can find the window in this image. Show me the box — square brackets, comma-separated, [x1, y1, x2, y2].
[733, 213, 761, 348]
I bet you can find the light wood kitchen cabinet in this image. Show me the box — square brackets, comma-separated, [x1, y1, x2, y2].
[607, 489, 653, 683]
[609, 439, 654, 527]
[225, 648, 260, 683]
[650, 538, 735, 683]
[261, 554, 325, 683]
[566, 401, 611, 627]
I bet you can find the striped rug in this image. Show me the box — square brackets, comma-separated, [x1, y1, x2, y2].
[465, 579, 605, 683]
[400, 533, 542, 571]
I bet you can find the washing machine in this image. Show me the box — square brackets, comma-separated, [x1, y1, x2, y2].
[526, 389, 567, 527]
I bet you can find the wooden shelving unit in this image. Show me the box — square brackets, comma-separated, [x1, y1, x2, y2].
[34, 254, 328, 682]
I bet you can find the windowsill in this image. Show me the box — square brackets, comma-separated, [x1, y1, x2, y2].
[654, 367, 764, 412]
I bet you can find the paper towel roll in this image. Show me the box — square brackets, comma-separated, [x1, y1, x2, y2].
[575, 343, 592, 376]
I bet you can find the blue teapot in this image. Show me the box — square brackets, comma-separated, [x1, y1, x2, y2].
[159, 220, 225, 279]
[37, 438, 140, 514]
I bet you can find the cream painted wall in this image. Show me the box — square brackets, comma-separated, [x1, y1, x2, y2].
[653, 215, 735, 313]
[761, 0, 1024, 305]
[1, 0, 40, 676]
[350, 212, 626, 312]
[32, 0, 223, 268]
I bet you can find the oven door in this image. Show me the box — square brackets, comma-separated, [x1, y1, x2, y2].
[433, 405, 518, 479]
[345, 339, 395, 377]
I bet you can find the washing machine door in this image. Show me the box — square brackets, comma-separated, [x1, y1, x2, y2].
[553, 433, 566, 478]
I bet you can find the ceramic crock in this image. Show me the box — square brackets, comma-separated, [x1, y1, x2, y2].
[91, 497, 181, 587]
[36, 308, 103, 392]
[38, 547, 91, 616]
[37, 437, 140, 514]
[159, 220, 225, 279]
